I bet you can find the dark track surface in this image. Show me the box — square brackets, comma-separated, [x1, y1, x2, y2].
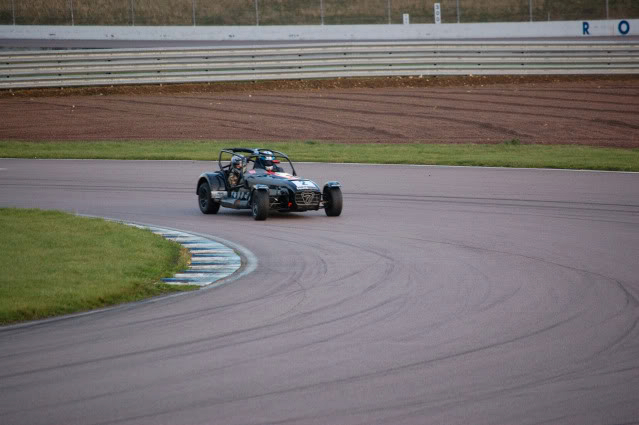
[1, 159, 639, 425]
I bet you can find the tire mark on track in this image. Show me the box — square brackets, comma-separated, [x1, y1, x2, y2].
[347, 192, 639, 213]
[0, 182, 189, 194]
[80, 309, 586, 425]
[0, 296, 405, 384]
[0, 298, 410, 421]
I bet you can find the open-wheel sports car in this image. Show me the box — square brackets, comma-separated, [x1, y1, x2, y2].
[196, 148, 342, 220]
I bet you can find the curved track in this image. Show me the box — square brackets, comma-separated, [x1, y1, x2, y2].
[1, 159, 639, 425]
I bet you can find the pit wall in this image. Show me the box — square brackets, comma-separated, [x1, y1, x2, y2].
[0, 19, 635, 41]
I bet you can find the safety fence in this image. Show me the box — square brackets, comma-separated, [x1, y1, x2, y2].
[1, 41, 638, 89]
[1, 0, 637, 26]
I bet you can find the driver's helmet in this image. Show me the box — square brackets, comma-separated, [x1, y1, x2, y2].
[259, 151, 276, 171]
[231, 155, 246, 173]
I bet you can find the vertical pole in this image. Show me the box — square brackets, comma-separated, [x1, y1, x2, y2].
[388, 0, 391, 24]
[255, 0, 259, 26]
[130, 0, 135, 26]
[192, 0, 196, 26]
[456, 0, 460, 23]
[606, 0, 609, 20]
[70, 0, 74, 26]
[529, 0, 533, 22]
[320, 0, 324, 25]
[11, 0, 15, 25]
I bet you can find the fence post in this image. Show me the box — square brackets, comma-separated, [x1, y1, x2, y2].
[255, 0, 259, 25]
[192, 0, 196, 26]
[529, 0, 533, 22]
[320, 0, 324, 25]
[456, 0, 460, 23]
[129, 0, 135, 26]
[388, 0, 392, 24]
[69, 0, 74, 25]
[11, 0, 15, 25]
[606, 0, 609, 19]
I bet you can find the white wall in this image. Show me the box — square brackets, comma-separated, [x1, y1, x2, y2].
[0, 19, 636, 41]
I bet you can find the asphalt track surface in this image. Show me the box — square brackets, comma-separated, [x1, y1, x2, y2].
[1, 159, 639, 425]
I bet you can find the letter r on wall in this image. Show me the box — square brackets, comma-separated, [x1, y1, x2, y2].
[583, 22, 590, 35]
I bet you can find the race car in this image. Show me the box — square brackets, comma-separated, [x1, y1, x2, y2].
[196, 148, 342, 220]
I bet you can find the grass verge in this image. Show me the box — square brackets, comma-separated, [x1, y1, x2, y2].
[1, 140, 638, 171]
[0, 208, 194, 325]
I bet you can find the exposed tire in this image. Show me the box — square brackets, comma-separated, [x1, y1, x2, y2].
[324, 187, 343, 217]
[198, 182, 220, 214]
[252, 190, 269, 221]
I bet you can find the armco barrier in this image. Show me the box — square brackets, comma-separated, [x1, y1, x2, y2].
[1, 41, 638, 89]
[0, 20, 637, 40]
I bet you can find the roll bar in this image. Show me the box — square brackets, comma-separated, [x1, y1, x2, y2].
[218, 148, 297, 176]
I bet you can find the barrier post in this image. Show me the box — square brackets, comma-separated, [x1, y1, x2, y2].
[320, 0, 324, 25]
[69, 0, 74, 25]
[456, 0, 460, 23]
[130, 0, 135, 26]
[192, 0, 196, 26]
[11, 0, 15, 25]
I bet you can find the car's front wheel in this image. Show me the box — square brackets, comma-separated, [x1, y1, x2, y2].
[324, 187, 343, 217]
[252, 190, 269, 221]
[198, 182, 220, 214]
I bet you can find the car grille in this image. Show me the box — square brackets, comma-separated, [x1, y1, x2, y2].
[295, 190, 320, 207]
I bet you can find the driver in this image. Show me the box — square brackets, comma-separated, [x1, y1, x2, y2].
[228, 155, 246, 188]
[254, 151, 283, 172]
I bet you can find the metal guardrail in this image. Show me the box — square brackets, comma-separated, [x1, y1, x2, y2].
[1, 41, 638, 89]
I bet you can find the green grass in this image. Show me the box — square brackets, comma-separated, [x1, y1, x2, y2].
[0, 208, 194, 325]
[1, 140, 638, 172]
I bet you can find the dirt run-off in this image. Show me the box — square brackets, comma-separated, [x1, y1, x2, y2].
[1, 75, 638, 148]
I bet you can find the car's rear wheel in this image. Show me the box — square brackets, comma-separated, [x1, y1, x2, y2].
[252, 190, 269, 221]
[324, 187, 343, 217]
[198, 182, 220, 214]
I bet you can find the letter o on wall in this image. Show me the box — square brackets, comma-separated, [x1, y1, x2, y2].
[618, 20, 630, 35]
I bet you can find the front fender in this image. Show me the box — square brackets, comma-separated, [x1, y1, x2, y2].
[323, 181, 342, 191]
[196, 172, 225, 194]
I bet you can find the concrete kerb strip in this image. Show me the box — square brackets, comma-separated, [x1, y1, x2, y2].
[126, 223, 242, 287]
[0, 217, 257, 330]
[103, 218, 258, 290]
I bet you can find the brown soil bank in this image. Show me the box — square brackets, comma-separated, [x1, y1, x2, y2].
[1, 75, 638, 148]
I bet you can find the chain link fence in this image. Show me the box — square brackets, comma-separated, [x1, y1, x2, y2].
[0, 0, 637, 26]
